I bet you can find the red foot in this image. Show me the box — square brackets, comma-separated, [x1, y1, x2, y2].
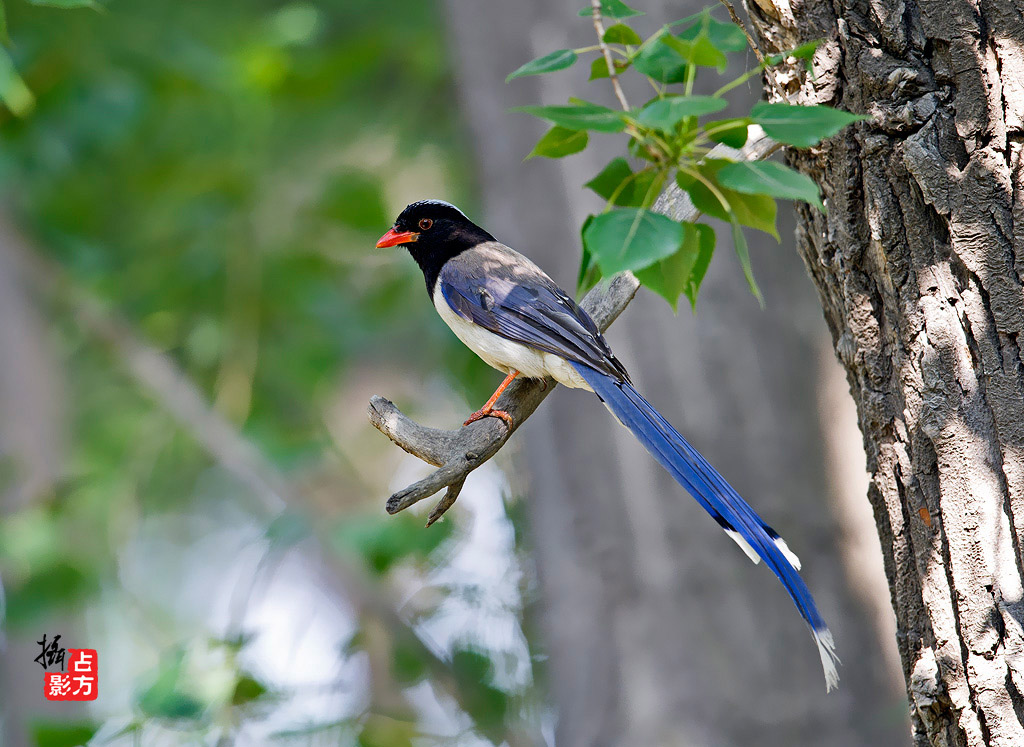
[464, 407, 514, 429]
[463, 370, 518, 430]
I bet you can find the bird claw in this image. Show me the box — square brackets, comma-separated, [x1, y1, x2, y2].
[463, 408, 514, 430]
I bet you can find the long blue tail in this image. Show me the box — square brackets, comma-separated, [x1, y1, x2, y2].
[572, 361, 840, 691]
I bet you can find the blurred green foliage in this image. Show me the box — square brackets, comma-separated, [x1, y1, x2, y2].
[0, 0, 470, 610]
[0, 0, 539, 744]
[30, 720, 100, 747]
[332, 512, 454, 575]
[2, 0, 479, 458]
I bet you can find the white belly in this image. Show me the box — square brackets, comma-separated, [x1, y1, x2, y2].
[433, 288, 593, 391]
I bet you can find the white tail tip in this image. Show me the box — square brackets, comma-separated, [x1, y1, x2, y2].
[724, 530, 803, 571]
[725, 529, 761, 564]
[774, 537, 802, 570]
[814, 627, 841, 692]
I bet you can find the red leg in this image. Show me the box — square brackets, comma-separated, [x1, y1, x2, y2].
[464, 371, 518, 428]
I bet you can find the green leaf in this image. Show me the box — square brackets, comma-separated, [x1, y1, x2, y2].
[513, 102, 626, 132]
[577, 217, 603, 293]
[589, 57, 630, 80]
[788, 40, 821, 60]
[583, 208, 684, 275]
[506, 49, 577, 82]
[704, 117, 750, 147]
[603, 23, 642, 45]
[391, 636, 430, 685]
[728, 190, 777, 237]
[684, 223, 716, 309]
[584, 158, 659, 207]
[0, 46, 33, 117]
[636, 95, 727, 131]
[137, 651, 206, 721]
[231, 674, 270, 706]
[451, 647, 509, 744]
[681, 160, 778, 237]
[661, 32, 728, 70]
[5, 562, 98, 630]
[578, 0, 643, 19]
[751, 102, 866, 147]
[528, 125, 589, 158]
[358, 716, 417, 747]
[25, 0, 100, 7]
[29, 720, 99, 747]
[716, 161, 824, 210]
[0, 1, 8, 46]
[730, 218, 762, 304]
[676, 14, 747, 53]
[631, 31, 689, 84]
[636, 222, 714, 310]
[769, 39, 821, 66]
[585, 157, 630, 199]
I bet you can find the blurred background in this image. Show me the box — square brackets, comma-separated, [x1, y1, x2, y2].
[0, 0, 911, 745]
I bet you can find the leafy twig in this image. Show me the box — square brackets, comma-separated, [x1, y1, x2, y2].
[589, 0, 630, 112]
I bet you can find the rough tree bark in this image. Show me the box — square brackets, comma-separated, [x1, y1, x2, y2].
[745, 1, 1024, 744]
[438, 0, 905, 745]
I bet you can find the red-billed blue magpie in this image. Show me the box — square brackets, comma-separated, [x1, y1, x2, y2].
[377, 199, 840, 690]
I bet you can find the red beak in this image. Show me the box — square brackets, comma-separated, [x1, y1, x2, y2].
[375, 227, 419, 248]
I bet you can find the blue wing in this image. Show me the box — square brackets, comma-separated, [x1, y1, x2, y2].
[437, 248, 629, 381]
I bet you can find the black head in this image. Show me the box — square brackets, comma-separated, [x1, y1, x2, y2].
[376, 200, 495, 293]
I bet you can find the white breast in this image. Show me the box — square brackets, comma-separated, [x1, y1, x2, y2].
[432, 286, 592, 391]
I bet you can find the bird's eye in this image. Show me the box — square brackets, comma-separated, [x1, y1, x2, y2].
[418, 218, 433, 231]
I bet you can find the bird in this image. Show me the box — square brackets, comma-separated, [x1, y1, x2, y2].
[376, 199, 840, 691]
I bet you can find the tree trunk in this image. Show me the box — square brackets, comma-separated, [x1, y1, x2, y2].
[0, 220, 78, 745]
[443, 1, 905, 744]
[746, 1, 1024, 744]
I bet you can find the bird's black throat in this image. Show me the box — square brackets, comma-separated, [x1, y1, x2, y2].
[407, 223, 494, 295]
[387, 202, 493, 294]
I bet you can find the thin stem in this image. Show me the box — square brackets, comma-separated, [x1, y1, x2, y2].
[679, 163, 732, 214]
[699, 120, 747, 140]
[605, 168, 646, 209]
[575, 43, 630, 56]
[715, 0, 786, 101]
[589, 0, 630, 111]
[666, 9, 707, 28]
[640, 170, 668, 209]
[713, 64, 764, 98]
[621, 119, 664, 162]
[647, 130, 674, 157]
